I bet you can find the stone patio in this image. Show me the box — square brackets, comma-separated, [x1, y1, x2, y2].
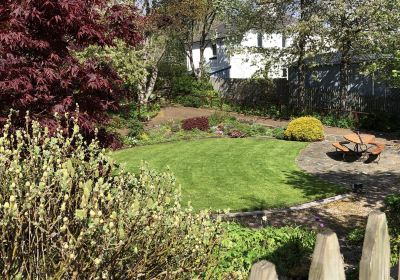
[297, 137, 400, 210]
[235, 136, 400, 234]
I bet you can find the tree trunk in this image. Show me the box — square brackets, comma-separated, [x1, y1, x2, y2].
[186, 48, 198, 78]
[296, 37, 306, 110]
[339, 42, 351, 113]
[137, 72, 148, 117]
[296, 0, 307, 112]
[145, 67, 158, 103]
[198, 46, 206, 80]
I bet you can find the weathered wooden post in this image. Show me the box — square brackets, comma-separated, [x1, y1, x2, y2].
[309, 229, 345, 280]
[359, 211, 391, 280]
[249, 261, 278, 280]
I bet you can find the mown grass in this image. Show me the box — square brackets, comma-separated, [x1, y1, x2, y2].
[113, 138, 343, 211]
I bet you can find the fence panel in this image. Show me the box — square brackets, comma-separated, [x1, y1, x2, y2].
[248, 261, 278, 280]
[287, 87, 400, 116]
[249, 211, 396, 280]
[309, 230, 346, 280]
[359, 211, 391, 280]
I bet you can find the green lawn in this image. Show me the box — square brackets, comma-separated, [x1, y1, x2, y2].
[113, 138, 343, 211]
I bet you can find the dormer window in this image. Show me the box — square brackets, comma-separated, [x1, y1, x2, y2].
[257, 33, 263, 48]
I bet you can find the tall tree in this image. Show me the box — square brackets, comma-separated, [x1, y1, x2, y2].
[266, 0, 321, 107]
[165, 0, 221, 80]
[80, 0, 172, 116]
[0, 0, 143, 144]
[221, 0, 325, 104]
[322, 0, 400, 107]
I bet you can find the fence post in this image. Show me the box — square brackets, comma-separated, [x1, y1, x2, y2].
[359, 211, 391, 280]
[309, 229, 345, 280]
[248, 261, 278, 280]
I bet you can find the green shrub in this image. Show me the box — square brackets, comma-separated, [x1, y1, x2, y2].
[165, 120, 181, 133]
[127, 119, 144, 138]
[215, 223, 316, 279]
[383, 195, 400, 228]
[272, 127, 286, 140]
[320, 114, 355, 129]
[284, 116, 324, 142]
[382, 195, 400, 266]
[171, 76, 220, 108]
[359, 113, 400, 132]
[174, 95, 205, 108]
[171, 76, 214, 97]
[346, 228, 365, 246]
[208, 112, 236, 127]
[0, 114, 222, 279]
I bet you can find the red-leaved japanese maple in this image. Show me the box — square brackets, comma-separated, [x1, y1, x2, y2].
[0, 0, 144, 147]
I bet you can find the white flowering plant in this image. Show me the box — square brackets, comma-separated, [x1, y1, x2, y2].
[0, 112, 222, 279]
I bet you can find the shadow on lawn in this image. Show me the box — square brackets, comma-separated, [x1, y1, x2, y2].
[283, 170, 346, 199]
[234, 168, 400, 234]
[238, 170, 348, 212]
[232, 167, 400, 280]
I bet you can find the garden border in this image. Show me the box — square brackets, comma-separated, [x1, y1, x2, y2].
[218, 193, 352, 219]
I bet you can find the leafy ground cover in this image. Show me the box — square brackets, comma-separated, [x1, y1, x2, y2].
[215, 223, 316, 279]
[113, 138, 343, 211]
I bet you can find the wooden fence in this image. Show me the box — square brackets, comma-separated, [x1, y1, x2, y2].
[212, 77, 400, 118]
[287, 88, 400, 116]
[249, 211, 399, 280]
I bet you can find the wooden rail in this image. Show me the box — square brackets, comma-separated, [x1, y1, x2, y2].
[249, 211, 399, 280]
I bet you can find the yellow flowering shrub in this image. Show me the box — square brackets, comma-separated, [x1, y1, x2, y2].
[0, 113, 222, 279]
[284, 117, 324, 142]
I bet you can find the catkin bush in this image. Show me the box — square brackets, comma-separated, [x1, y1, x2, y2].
[0, 113, 222, 279]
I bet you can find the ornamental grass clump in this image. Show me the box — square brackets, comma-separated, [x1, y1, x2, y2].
[284, 116, 324, 142]
[0, 112, 222, 279]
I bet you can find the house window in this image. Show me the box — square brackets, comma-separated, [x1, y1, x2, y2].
[212, 44, 217, 57]
[282, 68, 288, 78]
[282, 36, 286, 48]
[257, 33, 263, 48]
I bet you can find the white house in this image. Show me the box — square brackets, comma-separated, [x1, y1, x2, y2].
[187, 25, 291, 79]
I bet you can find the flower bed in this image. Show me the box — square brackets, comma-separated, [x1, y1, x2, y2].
[123, 113, 275, 147]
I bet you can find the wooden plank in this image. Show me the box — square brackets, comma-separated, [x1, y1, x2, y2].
[359, 211, 391, 280]
[248, 261, 278, 280]
[309, 229, 345, 280]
